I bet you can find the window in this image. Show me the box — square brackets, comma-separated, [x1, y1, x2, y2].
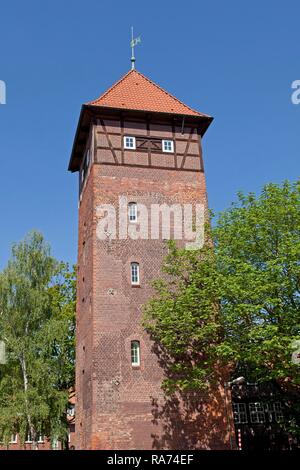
[38, 435, 44, 443]
[273, 402, 284, 422]
[25, 432, 33, 443]
[52, 438, 59, 450]
[124, 136, 136, 149]
[131, 262, 140, 285]
[80, 148, 90, 189]
[232, 403, 247, 424]
[67, 404, 75, 417]
[162, 139, 174, 153]
[131, 340, 140, 366]
[10, 434, 17, 444]
[128, 202, 137, 222]
[86, 148, 90, 167]
[266, 402, 284, 423]
[249, 402, 265, 423]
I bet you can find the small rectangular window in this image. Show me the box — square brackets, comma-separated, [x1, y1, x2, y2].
[128, 202, 137, 222]
[80, 148, 90, 188]
[10, 434, 17, 444]
[266, 402, 284, 423]
[131, 340, 140, 366]
[162, 140, 174, 153]
[38, 435, 44, 443]
[25, 433, 33, 443]
[232, 403, 248, 424]
[52, 439, 59, 450]
[131, 262, 140, 285]
[249, 402, 265, 423]
[124, 136, 136, 149]
[67, 405, 75, 417]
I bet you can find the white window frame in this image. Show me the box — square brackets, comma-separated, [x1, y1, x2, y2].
[266, 402, 283, 423]
[25, 433, 33, 443]
[52, 438, 59, 450]
[131, 340, 140, 366]
[232, 403, 248, 424]
[162, 139, 174, 153]
[124, 136, 136, 150]
[67, 404, 75, 417]
[38, 435, 44, 443]
[10, 434, 17, 444]
[249, 402, 265, 423]
[131, 262, 140, 285]
[128, 202, 138, 223]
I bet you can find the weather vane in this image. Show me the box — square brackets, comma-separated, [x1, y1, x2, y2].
[130, 27, 141, 70]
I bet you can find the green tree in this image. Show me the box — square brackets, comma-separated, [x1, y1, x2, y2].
[0, 231, 76, 448]
[144, 181, 300, 395]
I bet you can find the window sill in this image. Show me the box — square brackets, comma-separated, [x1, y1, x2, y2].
[131, 284, 141, 288]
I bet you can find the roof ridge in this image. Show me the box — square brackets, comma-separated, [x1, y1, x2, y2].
[132, 69, 209, 117]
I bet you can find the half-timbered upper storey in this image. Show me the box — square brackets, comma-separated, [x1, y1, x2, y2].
[68, 69, 213, 191]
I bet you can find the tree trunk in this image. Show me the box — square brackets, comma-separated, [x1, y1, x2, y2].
[19, 352, 38, 450]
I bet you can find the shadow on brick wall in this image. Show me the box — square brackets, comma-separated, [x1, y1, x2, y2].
[148, 342, 231, 450]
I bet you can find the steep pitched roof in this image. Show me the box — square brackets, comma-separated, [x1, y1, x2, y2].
[69, 69, 213, 172]
[87, 69, 209, 117]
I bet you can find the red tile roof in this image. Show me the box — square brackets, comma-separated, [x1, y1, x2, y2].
[87, 69, 209, 117]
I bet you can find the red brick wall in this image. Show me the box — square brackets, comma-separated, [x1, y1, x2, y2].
[0, 427, 76, 450]
[75, 116, 233, 450]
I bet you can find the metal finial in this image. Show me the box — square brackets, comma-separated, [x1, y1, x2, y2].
[130, 27, 141, 70]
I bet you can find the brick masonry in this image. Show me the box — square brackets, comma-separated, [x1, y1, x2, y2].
[74, 116, 234, 450]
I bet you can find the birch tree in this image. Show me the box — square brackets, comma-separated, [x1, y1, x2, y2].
[0, 231, 75, 448]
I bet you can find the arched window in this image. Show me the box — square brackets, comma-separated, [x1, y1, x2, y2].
[131, 340, 140, 366]
[131, 262, 140, 285]
[128, 202, 137, 223]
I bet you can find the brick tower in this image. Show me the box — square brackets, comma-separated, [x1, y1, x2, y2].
[68, 69, 232, 450]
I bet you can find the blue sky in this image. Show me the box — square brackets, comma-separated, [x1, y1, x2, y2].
[0, 0, 299, 268]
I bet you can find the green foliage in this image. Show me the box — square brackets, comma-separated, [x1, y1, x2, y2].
[144, 239, 223, 393]
[0, 231, 76, 447]
[144, 180, 300, 394]
[215, 180, 300, 386]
